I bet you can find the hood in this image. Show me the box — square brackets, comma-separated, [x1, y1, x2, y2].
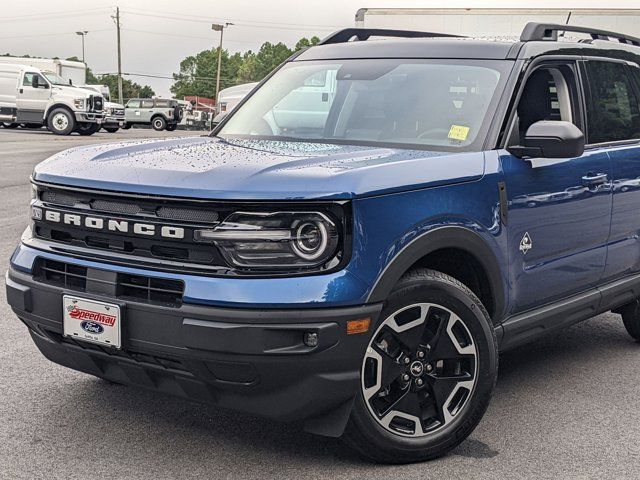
[53, 85, 92, 99]
[104, 101, 124, 109]
[33, 136, 485, 200]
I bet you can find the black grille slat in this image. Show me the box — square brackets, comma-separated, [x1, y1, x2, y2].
[157, 206, 219, 223]
[90, 199, 142, 215]
[34, 259, 184, 307]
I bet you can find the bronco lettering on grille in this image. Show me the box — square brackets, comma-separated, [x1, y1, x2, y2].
[42, 209, 185, 239]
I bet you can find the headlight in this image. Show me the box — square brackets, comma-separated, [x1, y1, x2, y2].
[194, 211, 341, 270]
[74, 99, 85, 109]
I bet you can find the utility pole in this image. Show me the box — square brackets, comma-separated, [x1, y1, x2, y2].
[115, 7, 123, 104]
[212, 23, 233, 103]
[75, 31, 88, 63]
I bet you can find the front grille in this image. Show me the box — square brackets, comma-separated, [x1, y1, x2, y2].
[34, 186, 232, 269]
[41, 189, 220, 224]
[35, 258, 184, 306]
[90, 95, 104, 112]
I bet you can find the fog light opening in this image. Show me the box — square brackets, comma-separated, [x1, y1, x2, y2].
[303, 332, 319, 347]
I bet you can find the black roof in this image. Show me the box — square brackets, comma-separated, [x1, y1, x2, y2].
[296, 24, 640, 62]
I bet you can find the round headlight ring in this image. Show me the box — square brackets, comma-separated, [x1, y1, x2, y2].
[291, 220, 329, 261]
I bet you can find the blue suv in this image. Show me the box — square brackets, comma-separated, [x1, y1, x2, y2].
[7, 23, 640, 463]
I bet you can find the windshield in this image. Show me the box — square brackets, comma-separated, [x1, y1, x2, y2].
[217, 59, 510, 151]
[42, 71, 69, 86]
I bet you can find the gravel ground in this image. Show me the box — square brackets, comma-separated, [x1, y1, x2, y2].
[0, 127, 639, 479]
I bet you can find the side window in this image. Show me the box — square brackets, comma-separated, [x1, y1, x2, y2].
[155, 99, 169, 107]
[141, 99, 154, 108]
[511, 64, 580, 145]
[127, 100, 141, 108]
[585, 61, 640, 144]
[23, 72, 45, 87]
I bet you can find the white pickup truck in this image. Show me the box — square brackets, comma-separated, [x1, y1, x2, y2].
[0, 63, 104, 135]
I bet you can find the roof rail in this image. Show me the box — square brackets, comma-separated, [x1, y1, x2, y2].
[520, 22, 640, 46]
[319, 28, 462, 46]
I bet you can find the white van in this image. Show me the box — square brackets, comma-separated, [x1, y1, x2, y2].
[0, 63, 104, 135]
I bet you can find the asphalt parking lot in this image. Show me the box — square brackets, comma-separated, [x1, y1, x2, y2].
[1, 127, 639, 479]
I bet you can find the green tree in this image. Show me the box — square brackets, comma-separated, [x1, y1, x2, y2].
[294, 36, 321, 51]
[170, 36, 321, 98]
[97, 74, 155, 101]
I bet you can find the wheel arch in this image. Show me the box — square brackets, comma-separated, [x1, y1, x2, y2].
[367, 226, 506, 322]
[44, 103, 75, 120]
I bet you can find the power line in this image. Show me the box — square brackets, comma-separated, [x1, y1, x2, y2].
[122, 28, 257, 45]
[0, 28, 112, 40]
[122, 6, 345, 29]
[0, 7, 113, 24]
[121, 10, 339, 32]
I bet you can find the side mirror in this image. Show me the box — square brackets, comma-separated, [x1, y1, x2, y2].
[69, 79, 73, 85]
[508, 120, 585, 159]
[31, 76, 39, 88]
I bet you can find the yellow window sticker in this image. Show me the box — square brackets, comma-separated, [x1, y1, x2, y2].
[448, 125, 470, 141]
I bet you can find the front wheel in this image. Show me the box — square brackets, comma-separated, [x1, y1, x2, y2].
[151, 116, 166, 131]
[344, 269, 498, 464]
[76, 123, 101, 136]
[618, 301, 640, 341]
[47, 108, 76, 135]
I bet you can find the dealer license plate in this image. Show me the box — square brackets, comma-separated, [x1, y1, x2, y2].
[63, 295, 121, 349]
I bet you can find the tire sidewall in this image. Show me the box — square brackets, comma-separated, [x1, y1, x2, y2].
[47, 108, 75, 135]
[348, 272, 498, 460]
[152, 116, 166, 131]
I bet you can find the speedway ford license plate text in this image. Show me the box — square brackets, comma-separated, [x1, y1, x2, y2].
[63, 295, 121, 349]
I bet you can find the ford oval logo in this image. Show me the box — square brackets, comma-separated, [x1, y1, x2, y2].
[81, 321, 104, 335]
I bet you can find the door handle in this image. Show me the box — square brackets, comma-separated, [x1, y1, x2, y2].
[582, 173, 608, 187]
[19, 88, 23, 94]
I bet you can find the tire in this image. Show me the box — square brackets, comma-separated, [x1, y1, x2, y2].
[3, 123, 19, 129]
[121, 123, 132, 130]
[343, 269, 498, 464]
[103, 126, 120, 133]
[166, 123, 177, 132]
[151, 116, 166, 131]
[47, 108, 76, 135]
[618, 301, 640, 341]
[76, 123, 101, 136]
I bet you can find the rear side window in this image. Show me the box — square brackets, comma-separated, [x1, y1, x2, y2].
[155, 99, 170, 107]
[585, 61, 640, 144]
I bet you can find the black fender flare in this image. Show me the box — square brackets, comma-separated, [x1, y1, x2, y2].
[366, 226, 506, 321]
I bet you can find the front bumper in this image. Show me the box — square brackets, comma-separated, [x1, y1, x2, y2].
[74, 112, 104, 124]
[6, 266, 382, 433]
[103, 115, 125, 127]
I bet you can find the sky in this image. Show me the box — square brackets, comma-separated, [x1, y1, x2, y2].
[1, 0, 639, 97]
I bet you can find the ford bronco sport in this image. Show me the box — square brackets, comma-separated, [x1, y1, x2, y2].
[7, 23, 640, 463]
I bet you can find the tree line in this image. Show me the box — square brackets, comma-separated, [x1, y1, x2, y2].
[170, 36, 321, 99]
[3, 35, 321, 102]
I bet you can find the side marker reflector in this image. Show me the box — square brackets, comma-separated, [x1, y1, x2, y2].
[347, 318, 371, 335]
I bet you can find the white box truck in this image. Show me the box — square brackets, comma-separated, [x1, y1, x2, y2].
[0, 63, 104, 135]
[0, 56, 87, 86]
[354, 8, 640, 38]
